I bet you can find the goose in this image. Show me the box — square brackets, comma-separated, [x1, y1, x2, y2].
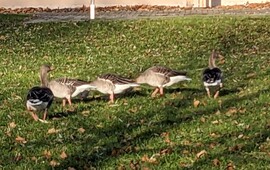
[202, 50, 223, 98]
[39, 64, 96, 106]
[26, 68, 54, 122]
[136, 66, 191, 97]
[89, 73, 139, 103]
[26, 87, 54, 122]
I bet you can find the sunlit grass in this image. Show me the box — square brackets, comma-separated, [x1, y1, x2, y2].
[0, 14, 270, 169]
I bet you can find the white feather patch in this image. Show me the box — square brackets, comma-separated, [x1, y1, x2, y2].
[204, 80, 222, 87]
[114, 83, 139, 94]
[163, 76, 191, 87]
[71, 84, 96, 97]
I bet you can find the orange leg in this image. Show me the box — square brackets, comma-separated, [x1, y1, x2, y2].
[62, 99, 66, 107]
[214, 90, 220, 99]
[108, 93, 115, 104]
[43, 109, 48, 120]
[30, 111, 39, 121]
[151, 88, 160, 97]
[67, 96, 72, 106]
[159, 87, 164, 96]
[214, 83, 223, 99]
[206, 87, 211, 98]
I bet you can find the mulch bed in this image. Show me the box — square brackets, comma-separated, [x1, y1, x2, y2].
[0, 2, 270, 14]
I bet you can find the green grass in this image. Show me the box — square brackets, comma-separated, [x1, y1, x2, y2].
[0, 14, 270, 169]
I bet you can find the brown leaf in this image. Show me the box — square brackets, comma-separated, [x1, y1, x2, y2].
[247, 72, 256, 78]
[160, 148, 173, 155]
[213, 158, 220, 166]
[9, 122, 16, 128]
[226, 162, 235, 170]
[43, 150, 52, 159]
[47, 128, 60, 134]
[60, 151, 68, 159]
[67, 168, 76, 170]
[129, 160, 140, 170]
[14, 153, 23, 162]
[15, 136, 27, 143]
[117, 164, 126, 170]
[142, 167, 151, 170]
[193, 99, 200, 108]
[31, 156, 37, 161]
[81, 110, 90, 116]
[200, 117, 206, 123]
[238, 108, 246, 113]
[196, 150, 207, 159]
[211, 120, 220, 124]
[141, 154, 149, 162]
[209, 133, 220, 138]
[78, 127, 85, 133]
[228, 144, 243, 152]
[50, 160, 60, 167]
[226, 107, 238, 116]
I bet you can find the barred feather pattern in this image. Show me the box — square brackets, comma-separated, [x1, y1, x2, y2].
[26, 86, 54, 111]
[98, 73, 137, 85]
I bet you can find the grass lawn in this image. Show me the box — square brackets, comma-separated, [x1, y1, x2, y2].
[0, 14, 270, 169]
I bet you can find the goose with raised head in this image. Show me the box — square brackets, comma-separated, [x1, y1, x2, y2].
[202, 50, 223, 98]
[39, 64, 96, 106]
[89, 73, 139, 103]
[136, 66, 191, 97]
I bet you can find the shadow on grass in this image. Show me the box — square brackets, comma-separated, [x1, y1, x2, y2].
[52, 88, 267, 169]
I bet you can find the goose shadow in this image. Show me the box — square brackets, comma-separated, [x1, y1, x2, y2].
[48, 109, 77, 119]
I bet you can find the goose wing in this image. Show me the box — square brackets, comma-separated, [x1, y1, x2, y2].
[98, 73, 137, 85]
[203, 68, 222, 83]
[151, 66, 187, 77]
[27, 86, 54, 107]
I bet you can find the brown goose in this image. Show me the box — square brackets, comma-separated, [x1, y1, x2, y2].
[89, 73, 139, 103]
[136, 66, 191, 97]
[202, 50, 223, 98]
[39, 64, 96, 106]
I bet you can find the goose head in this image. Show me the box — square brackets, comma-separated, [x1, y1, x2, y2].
[40, 64, 54, 87]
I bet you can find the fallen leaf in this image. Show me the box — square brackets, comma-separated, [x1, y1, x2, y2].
[81, 110, 90, 116]
[226, 162, 235, 170]
[210, 133, 220, 138]
[47, 128, 60, 134]
[160, 148, 173, 155]
[31, 156, 37, 161]
[50, 160, 60, 167]
[148, 154, 159, 164]
[226, 107, 238, 116]
[182, 150, 190, 154]
[9, 122, 16, 128]
[247, 72, 256, 78]
[213, 158, 220, 166]
[193, 99, 200, 108]
[141, 155, 149, 162]
[43, 150, 52, 159]
[212, 120, 220, 124]
[60, 151, 68, 159]
[200, 117, 206, 123]
[196, 150, 207, 159]
[67, 167, 76, 170]
[117, 164, 126, 170]
[228, 145, 243, 152]
[129, 160, 140, 170]
[15, 136, 27, 143]
[238, 108, 246, 113]
[78, 127, 85, 133]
